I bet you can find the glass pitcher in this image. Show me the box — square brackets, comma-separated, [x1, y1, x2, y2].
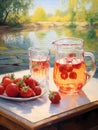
[52, 38, 96, 94]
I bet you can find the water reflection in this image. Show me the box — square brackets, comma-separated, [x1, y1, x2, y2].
[0, 27, 98, 51]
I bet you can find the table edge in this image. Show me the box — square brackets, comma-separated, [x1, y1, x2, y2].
[0, 100, 98, 130]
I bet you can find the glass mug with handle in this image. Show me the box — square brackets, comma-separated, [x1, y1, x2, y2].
[52, 38, 96, 94]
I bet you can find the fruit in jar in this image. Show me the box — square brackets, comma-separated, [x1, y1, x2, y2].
[61, 72, 68, 80]
[53, 57, 87, 93]
[69, 72, 77, 79]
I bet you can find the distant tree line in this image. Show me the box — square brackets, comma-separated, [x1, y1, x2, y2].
[0, 0, 98, 27]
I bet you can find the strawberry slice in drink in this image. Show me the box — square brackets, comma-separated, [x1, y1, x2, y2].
[68, 53, 76, 58]
[69, 71, 77, 79]
[61, 72, 68, 80]
[66, 64, 73, 72]
[59, 64, 66, 72]
[72, 58, 82, 69]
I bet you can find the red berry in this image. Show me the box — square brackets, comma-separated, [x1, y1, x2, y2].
[61, 72, 68, 79]
[2, 78, 13, 88]
[68, 53, 76, 57]
[20, 86, 35, 98]
[33, 86, 42, 95]
[49, 91, 61, 104]
[73, 62, 81, 69]
[66, 64, 73, 72]
[59, 64, 73, 72]
[0, 85, 5, 95]
[14, 78, 23, 84]
[2, 75, 11, 83]
[6, 83, 19, 97]
[14, 78, 25, 90]
[2, 74, 15, 83]
[77, 83, 83, 90]
[23, 75, 38, 89]
[59, 65, 66, 72]
[69, 72, 77, 79]
[33, 68, 39, 72]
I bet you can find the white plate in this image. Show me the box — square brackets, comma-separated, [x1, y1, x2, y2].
[0, 87, 47, 101]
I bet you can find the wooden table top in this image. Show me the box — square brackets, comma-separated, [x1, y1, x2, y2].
[0, 69, 98, 130]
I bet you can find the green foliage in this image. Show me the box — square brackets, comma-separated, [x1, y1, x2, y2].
[0, 0, 33, 25]
[86, 29, 96, 39]
[85, 12, 98, 26]
[7, 21, 23, 27]
[32, 7, 48, 22]
[70, 11, 76, 23]
[67, 23, 77, 28]
[64, 0, 98, 25]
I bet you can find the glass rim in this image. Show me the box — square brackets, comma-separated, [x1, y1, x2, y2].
[52, 37, 84, 46]
[28, 47, 50, 52]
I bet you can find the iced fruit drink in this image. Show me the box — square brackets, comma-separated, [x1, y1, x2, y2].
[53, 57, 87, 93]
[30, 58, 49, 80]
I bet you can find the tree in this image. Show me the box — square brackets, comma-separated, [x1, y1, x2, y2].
[32, 7, 47, 22]
[55, 9, 62, 17]
[0, 0, 33, 25]
[85, 12, 98, 27]
[61, 0, 98, 24]
[84, 0, 98, 26]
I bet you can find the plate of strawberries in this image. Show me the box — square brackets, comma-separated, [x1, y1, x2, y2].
[0, 74, 47, 101]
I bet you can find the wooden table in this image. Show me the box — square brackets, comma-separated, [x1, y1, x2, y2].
[0, 70, 98, 130]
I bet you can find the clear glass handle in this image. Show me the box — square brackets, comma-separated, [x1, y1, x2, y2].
[84, 52, 96, 80]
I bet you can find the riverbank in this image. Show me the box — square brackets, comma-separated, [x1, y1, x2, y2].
[0, 22, 90, 34]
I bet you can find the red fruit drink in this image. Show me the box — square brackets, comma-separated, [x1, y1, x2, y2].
[53, 57, 87, 94]
[31, 58, 49, 80]
[29, 47, 50, 81]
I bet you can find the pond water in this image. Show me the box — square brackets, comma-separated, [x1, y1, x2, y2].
[0, 26, 98, 77]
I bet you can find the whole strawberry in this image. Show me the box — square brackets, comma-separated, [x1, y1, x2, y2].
[6, 83, 19, 97]
[0, 85, 5, 95]
[14, 78, 26, 90]
[14, 78, 23, 84]
[2, 78, 13, 88]
[20, 86, 35, 98]
[23, 75, 38, 89]
[2, 73, 15, 83]
[33, 85, 42, 96]
[2, 73, 15, 88]
[49, 91, 61, 104]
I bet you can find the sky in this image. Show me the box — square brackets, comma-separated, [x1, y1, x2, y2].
[29, 0, 68, 15]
